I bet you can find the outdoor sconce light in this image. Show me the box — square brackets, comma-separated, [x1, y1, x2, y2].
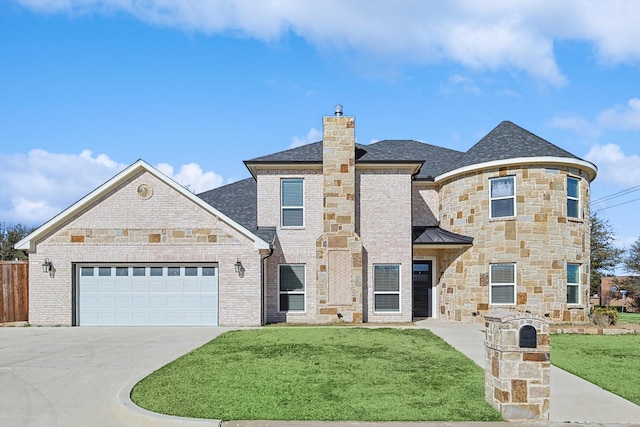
[234, 259, 242, 274]
[42, 258, 52, 274]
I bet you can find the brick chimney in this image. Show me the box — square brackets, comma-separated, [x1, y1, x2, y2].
[315, 106, 364, 323]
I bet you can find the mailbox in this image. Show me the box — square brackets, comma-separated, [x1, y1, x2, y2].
[519, 325, 537, 348]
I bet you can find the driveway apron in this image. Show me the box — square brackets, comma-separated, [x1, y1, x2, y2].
[0, 327, 232, 427]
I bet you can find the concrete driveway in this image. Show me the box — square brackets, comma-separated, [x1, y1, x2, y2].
[0, 326, 234, 427]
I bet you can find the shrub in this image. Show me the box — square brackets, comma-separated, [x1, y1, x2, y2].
[592, 306, 619, 326]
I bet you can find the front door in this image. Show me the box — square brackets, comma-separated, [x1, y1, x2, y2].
[413, 261, 432, 318]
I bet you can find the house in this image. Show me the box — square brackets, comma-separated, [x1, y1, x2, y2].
[16, 108, 597, 326]
[599, 276, 639, 311]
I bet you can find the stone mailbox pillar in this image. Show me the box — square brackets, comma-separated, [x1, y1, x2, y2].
[484, 310, 550, 421]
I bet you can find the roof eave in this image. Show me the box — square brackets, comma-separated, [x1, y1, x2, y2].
[436, 156, 598, 183]
[412, 243, 473, 249]
[17, 160, 270, 252]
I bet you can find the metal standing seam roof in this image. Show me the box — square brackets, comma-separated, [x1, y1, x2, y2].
[412, 226, 474, 246]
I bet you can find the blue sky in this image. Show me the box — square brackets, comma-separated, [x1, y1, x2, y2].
[1, 0, 639, 263]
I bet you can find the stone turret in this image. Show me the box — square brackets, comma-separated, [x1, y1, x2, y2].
[315, 106, 364, 323]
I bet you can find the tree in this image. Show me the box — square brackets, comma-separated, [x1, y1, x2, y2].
[0, 223, 34, 261]
[590, 213, 624, 295]
[624, 237, 640, 275]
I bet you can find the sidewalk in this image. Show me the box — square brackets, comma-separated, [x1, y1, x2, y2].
[115, 321, 640, 426]
[416, 318, 640, 424]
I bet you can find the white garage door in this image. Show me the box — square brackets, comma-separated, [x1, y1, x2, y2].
[77, 265, 218, 326]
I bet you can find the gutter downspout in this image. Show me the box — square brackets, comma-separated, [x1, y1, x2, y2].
[260, 246, 274, 326]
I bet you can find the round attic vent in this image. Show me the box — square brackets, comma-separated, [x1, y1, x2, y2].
[137, 184, 153, 200]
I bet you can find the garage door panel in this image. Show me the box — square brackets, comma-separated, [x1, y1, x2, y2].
[115, 296, 131, 308]
[78, 264, 218, 326]
[132, 282, 149, 293]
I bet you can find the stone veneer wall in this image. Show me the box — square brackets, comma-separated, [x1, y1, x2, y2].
[484, 311, 550, 421]
[437, 165, 591, 323]
[28, 171, 264, 326]
[315, 116, 364, 323]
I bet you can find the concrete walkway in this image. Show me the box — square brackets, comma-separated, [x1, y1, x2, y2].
[416, 318, 640, 424]
[3, 322, 640, 427]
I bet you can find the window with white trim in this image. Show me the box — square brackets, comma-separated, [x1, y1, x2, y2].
[281, 178, 304, 227]
[374, 264, 400, 312]
[490, 263, 516, 304]
[279, 264, 305, 312]
[490, 176, 515, 218]
[567, 177, 580, 219]
[567, 263, 580, 304]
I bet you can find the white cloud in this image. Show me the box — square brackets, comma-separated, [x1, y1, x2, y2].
[15, 0, 640, 85]
[290, 127, 321, 148]
[0, 149, 127, 225]
[597, 98, 640, 131]
[155, 162, 223, 193]
[550, 114, 601, 139]
[584, 144, 640, 186]
[0, 149, 225, 225]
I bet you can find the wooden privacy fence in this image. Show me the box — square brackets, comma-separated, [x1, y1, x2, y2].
[1, 261, 29, 323]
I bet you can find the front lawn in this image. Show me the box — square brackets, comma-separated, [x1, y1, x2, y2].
[619, 312, 640, 323]
[552, 333, 640, 405]
[131, 327, 501, 421]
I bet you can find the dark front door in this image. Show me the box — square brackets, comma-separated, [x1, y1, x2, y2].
[413, 261, 432, 318]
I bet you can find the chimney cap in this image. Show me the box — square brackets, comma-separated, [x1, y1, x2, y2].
[334, 104, 343, 116]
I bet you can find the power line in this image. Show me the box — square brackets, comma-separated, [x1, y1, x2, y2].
[592, 196, 640, 213]
[591, 184, 640, 205]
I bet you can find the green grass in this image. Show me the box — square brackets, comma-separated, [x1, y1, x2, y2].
[552, 334, 640, 405]
[619, 312, 640, 323]
[131, 327, 501, 421]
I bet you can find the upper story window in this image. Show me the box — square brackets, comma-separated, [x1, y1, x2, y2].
[490, 263, 516, 305]
[567, 177, 580, 219]
[281, 178, 304, 227]
[567, 263, 580, 304]
[490, 176, 515, 218]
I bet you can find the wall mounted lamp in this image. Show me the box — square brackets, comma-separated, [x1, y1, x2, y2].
[234, 259, 243, 274]
[42, 258, 52, 274]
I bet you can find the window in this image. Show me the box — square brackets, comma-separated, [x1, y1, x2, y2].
[98, 267, 111, 276]
[185, 267, 198, 276]
[150, 267, 163, 276]
[81, 267, 94, 276]
[374, 264, 400, 312]
[490, 176, 515, 218]
[168, 267, 181, 276]
[202, 267, 216, 276]
[567, 264, 580, 304]
[133, 267, 146, 276]
[490, 263, 516, 304]
[281, 178, 304, 227]
[116, 267, 129, 276]
[567, 177, 580, 218]
[279, 264, 305, 312]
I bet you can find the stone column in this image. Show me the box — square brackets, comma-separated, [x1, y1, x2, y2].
[484, 310, 550, 421]
[316, 114, 363, 323]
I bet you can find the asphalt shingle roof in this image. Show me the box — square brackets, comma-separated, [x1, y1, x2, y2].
[245, 141, 423, 164]
[197, 179, 276, 245]
[368, 140, 464, 180]
[200, 120, 588, 238]
[452, 120, 581, 171]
